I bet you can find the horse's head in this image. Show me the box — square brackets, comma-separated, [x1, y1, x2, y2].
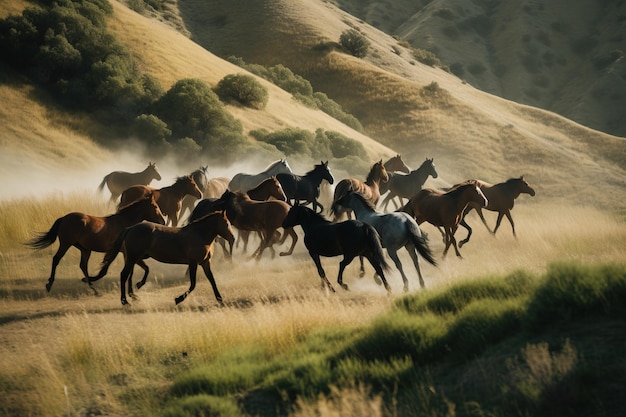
[386, 154, 410, 173]
[180, 175, 203, 199]
[318, 161, 335, 185]
[147, 162, 162, 181]
[374, 159, 389, 183]
[424, 158, 438, 179]
[143, 193, 166, 224]
[268, 176, 287, 201]
[516, 176, 536, 197]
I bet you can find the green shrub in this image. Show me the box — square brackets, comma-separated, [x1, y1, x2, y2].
[412, 48, 442, 67]
[215, 73, 268, 110]
[163, 395, 241, 417]
[132, 114, 171, 142]
[339, 28, 370, 58]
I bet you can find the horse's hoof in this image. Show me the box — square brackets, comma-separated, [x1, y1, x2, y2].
[45, 283, 52, 292]
[359, 270, 365, 278]
[136, 282, 145, 290]
[121, 299, 129, 306]
[341, 284, 349, 291]
[175, 296, 185, 305]
[403, 286, 409, 293]
[374, 275, 382, 285]
[130, 294, 138, 301]
[81, 277, 88, 283]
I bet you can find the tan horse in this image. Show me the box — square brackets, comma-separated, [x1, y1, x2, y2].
[119, 175, 202, 227]
[98, 162, 161, 203]
[400, 180, 488, 258]
[332, 159, 388, 220]
[26, 195, 165, 294]
[458, 177, 536, 247]
[204, 177, 230, 198]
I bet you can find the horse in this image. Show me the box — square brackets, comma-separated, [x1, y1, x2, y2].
[221, 190, 298, 260]
[118, 175, 202, 227]
[98, 162, 162, 203]
[400, 180, 488, 258]
[26, 194, 165, 294]
[380, 158, 438, 211]
[378, 154, 411, 201]
[332, 191, 437, 292]
[190, 177, 287, 256]
[332, 159, 388, 220]
[90, 211, 235, 306]
[457, 177, 536, 247]
[203, 177, 230, 198]
[180, 166, 209, 221]
[228, 158, 292, 192]
[275, 161, 335, 213]
[281, 205, 391, 293]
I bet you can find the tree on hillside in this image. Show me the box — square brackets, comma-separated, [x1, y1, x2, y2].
[339, 29, 370, 58]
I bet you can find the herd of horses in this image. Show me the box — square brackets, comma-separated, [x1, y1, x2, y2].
[28, 157, 536, 306]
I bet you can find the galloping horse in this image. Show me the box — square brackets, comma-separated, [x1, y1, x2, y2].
[380, 158, 438, 211]
[458, 177, 536, 247]
[221, 190, 298, 260]
[282, 205, 391, 293]
[332, 191, 437, 292]
[180, 166, 209, 220]
[332, 160, 388, 220]
[228, 158, 292, 192]
[401, 180, 488, 258]
[26, 195, 165, 294]
[90, 211, 235, 306]
[378, 154, 411, 197]
[276, 161, 335, 213]
[119, 175, 202, 227]
[98, 162, 162, 203]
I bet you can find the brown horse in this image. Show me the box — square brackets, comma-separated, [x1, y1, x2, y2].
[458, 177, 536, 247]
[98, 162, 162, 203]
[378, 154, 410, 195]
[26, 194, 165, 294]
[90, 211, 235, 306]
[400, 180, 488, 258]
[119, 175, 202, 227]
[221, 190, 298, 260]
[332, 159, 389, 220]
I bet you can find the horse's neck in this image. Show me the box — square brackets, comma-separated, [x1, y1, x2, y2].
[365, 170, 381, 186]
[165, 182, 190, 198]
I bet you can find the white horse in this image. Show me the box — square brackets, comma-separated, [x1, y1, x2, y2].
[228, 159, 292, 192]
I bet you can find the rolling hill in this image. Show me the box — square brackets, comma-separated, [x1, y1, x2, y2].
[1, 0, 625, 213]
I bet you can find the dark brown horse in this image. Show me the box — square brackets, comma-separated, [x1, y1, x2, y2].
[401, 180, 488, 258]
[180, 166, 209, 221]
[458, 177, 536, 247]
[380, 158, 438, 211]
[221, 190, 298, 260]
[332, 159, 389, 220]
[378, 154, 411, 196]
[98, 162, 162, 203]
[26, 194, 165, 294]
[90, 211, 235, 305]
[119, 175, 202, 227]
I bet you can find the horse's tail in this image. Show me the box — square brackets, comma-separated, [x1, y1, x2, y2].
[90, 228, 127, 281]
[407, 221, 437, 267]
[98, 174, 110, 193]
[363, 224, 390, 271]
[25, 218, 62, 250]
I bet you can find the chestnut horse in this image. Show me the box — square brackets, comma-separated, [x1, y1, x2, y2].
[119, 175, 202, 227]
[332, 159, 389, 220]
[98, 162, 162, 203]
[26, 194, 165, 294]
[221, 190, 298, 260]
[458, 177, 536, 247]
[90, 211, 235, 306]
[380, 158, 438, 211]
[400, 180, 488, 258]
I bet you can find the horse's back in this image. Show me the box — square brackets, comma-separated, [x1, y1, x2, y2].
[119, 185, 155, 208]
[205, 177, 230, 198]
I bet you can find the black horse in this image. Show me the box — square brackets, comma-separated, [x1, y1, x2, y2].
[276, 161, 335, 213]
[380, 158, 438, 211]
[282, 205, 390, 293]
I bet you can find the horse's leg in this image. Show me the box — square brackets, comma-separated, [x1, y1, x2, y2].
[358, 255, 366, 277]
[175, 263, 197, 305]
[278, 228, 298, 256]
[405, 245, 425, 290]
[135, 259, 150, 290]
[388, 248, 410, 292]
[381, 192, 394, 212]
[364, 254, 391, 293]
[310, 253, 335, 292]
[46, 243, 71, 292]
[448, 227, 463, 258]
[476, 208, 494, 234]
[458, 218, 473, 248]
[336, 256, 353, 291]
[503, 210, 516, 237]
[200, 261, 223, 304]
[119, 262, 135, 306]
[493, 212, 506, 236]
[78, 248, 98, 295]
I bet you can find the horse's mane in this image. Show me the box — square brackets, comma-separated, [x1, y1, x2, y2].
[264, 158, 289, 172]
[348, 191, 377, 212]
[365, 161, 383, 183]
[186, 211, 223, 226]
[446, 180, 479, 195]
[116, 195, 152, 212]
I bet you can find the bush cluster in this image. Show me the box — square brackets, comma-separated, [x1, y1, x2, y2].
[215, 73, 268, 110]
[339, 28, 370, 58]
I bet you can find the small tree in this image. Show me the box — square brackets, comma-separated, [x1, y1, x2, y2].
[339, 29, 370, 58]
[215, 73, 268, 110]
